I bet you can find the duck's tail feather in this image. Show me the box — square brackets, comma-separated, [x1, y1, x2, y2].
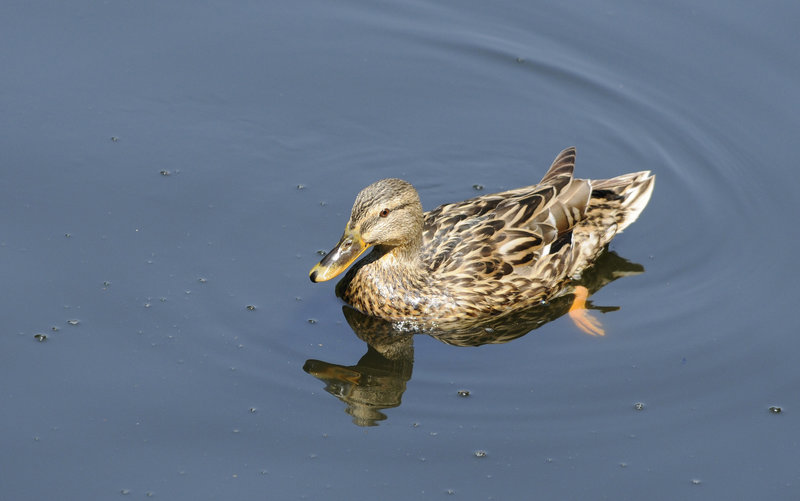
[564, 171, 655, 279]
[590, 171, 655, 233]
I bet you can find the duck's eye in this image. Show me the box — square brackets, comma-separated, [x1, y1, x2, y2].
[379, 208, 391, 218]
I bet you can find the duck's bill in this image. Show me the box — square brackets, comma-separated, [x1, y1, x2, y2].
[309, 229, 370, 282]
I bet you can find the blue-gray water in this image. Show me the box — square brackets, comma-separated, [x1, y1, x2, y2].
[2, 1, 798, 499]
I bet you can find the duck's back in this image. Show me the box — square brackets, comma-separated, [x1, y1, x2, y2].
[415, 147, 654, 318]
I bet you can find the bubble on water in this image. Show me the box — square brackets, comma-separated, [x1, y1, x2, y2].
[633, 402, 645, 411]
[316, 249, 327, 256]
[67, 319, 80, 326]
[307, 318, 318, 324]
[296, 184, 306, 190]
[768, 406, 782, 414]
[690, 479, 702, 485]
[457, 390, 470, 397]
[160, 170, 171, 176]
[472, 184, 484, 190]
[473, 450, 487, 458]
[198, 277, 207, 283]
[246, 305, 256, 311]
[34, 334, 47, 342]
[120, 489, 131, 495]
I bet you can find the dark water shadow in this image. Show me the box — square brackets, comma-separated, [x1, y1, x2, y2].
[304, 249, 643, 426]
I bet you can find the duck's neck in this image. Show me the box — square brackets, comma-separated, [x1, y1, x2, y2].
[379, 229, 423, 264]
[337, 232, 442, 320]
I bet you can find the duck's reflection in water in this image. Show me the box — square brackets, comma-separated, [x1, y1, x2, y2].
[304, 250, 643, 426]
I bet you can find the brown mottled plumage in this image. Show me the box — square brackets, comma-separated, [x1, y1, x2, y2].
[309, 147, 654, 326]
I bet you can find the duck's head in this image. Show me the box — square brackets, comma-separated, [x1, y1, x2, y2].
[310, 178, 423, 282]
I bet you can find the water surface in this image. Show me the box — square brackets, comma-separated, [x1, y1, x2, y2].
[2, 0, 799, 499]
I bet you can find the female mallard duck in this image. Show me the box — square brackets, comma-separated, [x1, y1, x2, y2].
[310, 147, 654, 333]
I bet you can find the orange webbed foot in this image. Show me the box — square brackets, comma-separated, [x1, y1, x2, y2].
[568, 285, 605, 337]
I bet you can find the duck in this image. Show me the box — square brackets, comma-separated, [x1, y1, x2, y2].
[309, 147, 654, 334]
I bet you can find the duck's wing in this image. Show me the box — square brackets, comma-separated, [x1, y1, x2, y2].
[421, 147, 591, 281]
